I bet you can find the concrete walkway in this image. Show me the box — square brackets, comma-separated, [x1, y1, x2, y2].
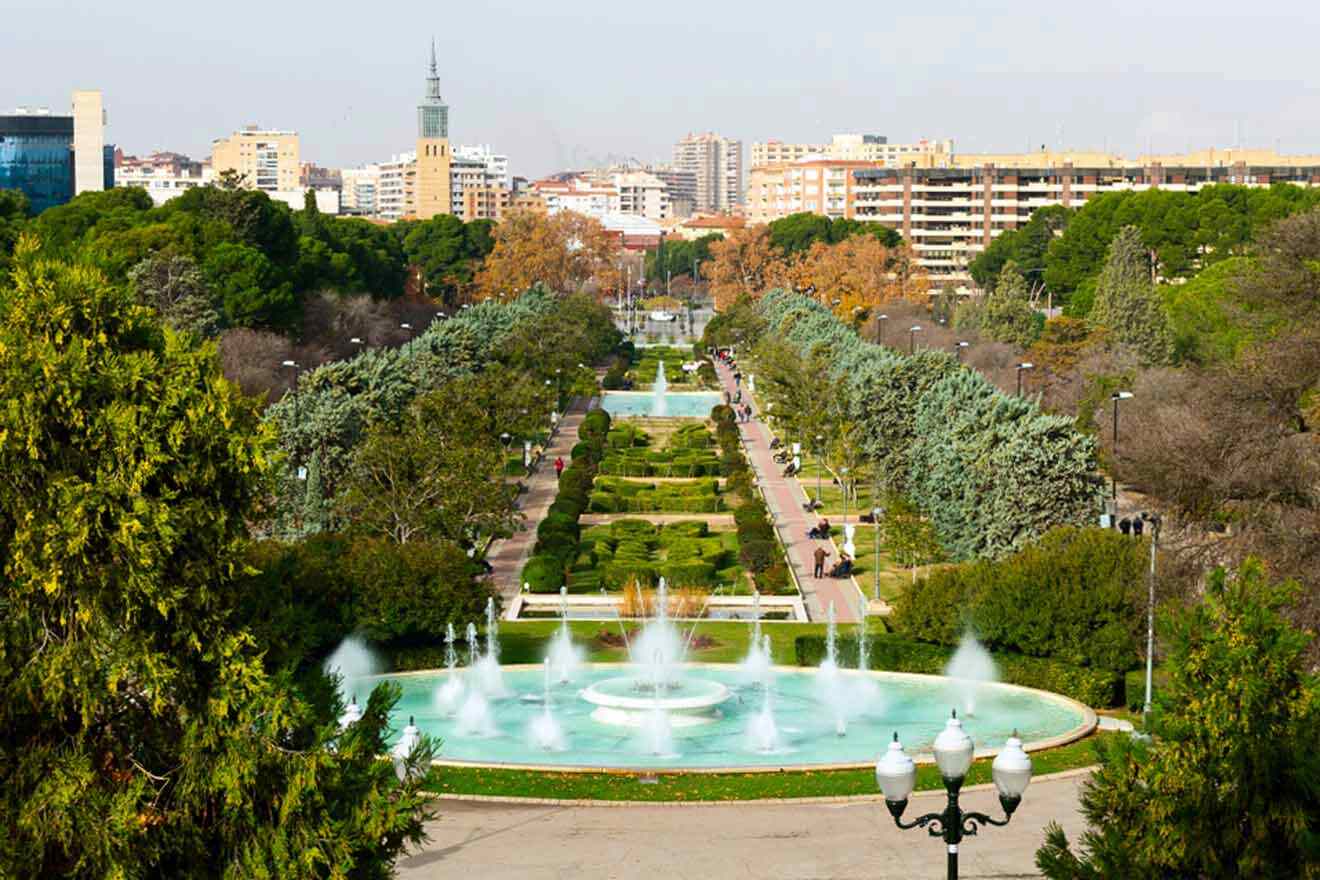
[715, 361, 861, 623]
[487, 400, 589, 619]
[395, 770, 1090, 880]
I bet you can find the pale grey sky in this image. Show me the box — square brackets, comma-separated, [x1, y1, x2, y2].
[4, 0, 1319, 177]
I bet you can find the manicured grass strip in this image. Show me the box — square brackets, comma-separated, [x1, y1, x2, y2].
[425, 733, 1112, 802]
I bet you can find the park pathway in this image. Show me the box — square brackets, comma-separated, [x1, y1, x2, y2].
[396, 769, 1091, 880]
[487, 399, 589, 620]
[714, 361, 861, 623]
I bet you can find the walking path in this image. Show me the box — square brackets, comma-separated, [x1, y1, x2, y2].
[396, 770, 1090, 879]
[487, 399, 589, 620]
[714, 362, 861, 623]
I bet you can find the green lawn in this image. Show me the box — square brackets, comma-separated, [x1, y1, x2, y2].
[795, 459, 883, 516]
[425, 731, 1113, 801]
[822, 524, 946, 603]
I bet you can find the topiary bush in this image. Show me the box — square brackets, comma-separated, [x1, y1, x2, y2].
[521, 553, 566, 593]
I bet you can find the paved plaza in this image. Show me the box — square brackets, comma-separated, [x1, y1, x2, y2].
[397, 771, 1089, 880]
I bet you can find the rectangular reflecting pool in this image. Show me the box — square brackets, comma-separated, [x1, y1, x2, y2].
[601, 391, 722, 419]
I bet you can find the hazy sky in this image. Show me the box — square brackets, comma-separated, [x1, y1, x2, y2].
[5, 0, 1320, 178]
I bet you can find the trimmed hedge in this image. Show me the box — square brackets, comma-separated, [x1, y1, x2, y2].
[794, 634, 1122, 708]
[588, 476, 723, 514]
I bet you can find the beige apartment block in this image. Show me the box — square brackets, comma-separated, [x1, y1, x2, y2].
[461, 185, 511, 222]
[751, 134, 953, 170]
[71, 90, 105, 194]
[210, 127, 300, 191]
[848, 149, 1320, 288]
[746, 160, 879, 224]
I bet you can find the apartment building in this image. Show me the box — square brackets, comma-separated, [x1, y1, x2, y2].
[750, 134, 954, 170]
[672, 132, 742, 212]
[340, 165, 381, 216]
[376, 152, 416, 221]
[648, 165, 697, 217]
[210, 126, 300, 191]
[115, 151, 205, 205]
[745, 159, 879, 224]
[612, 171, 670, 220]
[455, 144, 509, 188]
[847, 149, 1320, 287]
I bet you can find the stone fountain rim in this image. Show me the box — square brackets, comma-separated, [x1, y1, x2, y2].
[358, 662, 1099, 775]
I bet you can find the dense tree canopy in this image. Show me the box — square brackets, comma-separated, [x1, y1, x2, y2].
[0, 238, 432, 878]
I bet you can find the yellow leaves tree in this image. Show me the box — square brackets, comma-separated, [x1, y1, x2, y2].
[798, 235, 930, 318]
[706, 226, 931, 316]
[473, 210, 621, 299]
[705, 226, 784, 310]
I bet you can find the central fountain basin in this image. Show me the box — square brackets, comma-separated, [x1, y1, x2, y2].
[580, 676, 731, 727]
[363, 663, 1096, 772]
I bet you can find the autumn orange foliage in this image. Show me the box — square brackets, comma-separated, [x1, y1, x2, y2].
[473, 210, 621, 300]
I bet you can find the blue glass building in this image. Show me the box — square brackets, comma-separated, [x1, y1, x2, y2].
[0, 115, 75, 213]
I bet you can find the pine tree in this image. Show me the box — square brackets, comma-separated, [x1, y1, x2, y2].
[1089, 226, 1174, 364]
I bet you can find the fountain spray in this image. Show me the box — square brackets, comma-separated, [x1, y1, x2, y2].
[466, 622, 479, 666]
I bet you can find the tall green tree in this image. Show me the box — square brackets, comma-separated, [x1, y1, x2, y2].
[1037, 561, 1320, 879]
[128, 253, 221, 337]
[980, 260, 1042, 348]
[0, 238, 433, 878]
[1088, 225, 1174, 364]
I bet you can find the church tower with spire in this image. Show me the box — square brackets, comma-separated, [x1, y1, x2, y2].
[415, 39, 452, 219]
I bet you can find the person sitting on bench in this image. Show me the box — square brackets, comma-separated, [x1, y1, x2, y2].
[807, 517, 831, 539]
[829, 554, 853, 578]
[782, 461, 798, 476]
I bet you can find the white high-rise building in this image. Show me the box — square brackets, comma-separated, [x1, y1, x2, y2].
[340, 165, 381, 216]
[455, 144, 509, 188]
[672, 132, 742, 212]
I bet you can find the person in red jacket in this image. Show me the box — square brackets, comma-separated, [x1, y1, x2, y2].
[554, 456, 565, 479]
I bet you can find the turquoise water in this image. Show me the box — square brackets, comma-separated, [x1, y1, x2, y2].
[365, 664, 1088, 770]
[601, 391, 722, 419]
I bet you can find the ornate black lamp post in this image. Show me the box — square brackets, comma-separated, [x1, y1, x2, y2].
[875, 711, 1033, 880]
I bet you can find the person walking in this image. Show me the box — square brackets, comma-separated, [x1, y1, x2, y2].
[813, 545, 830, 579]
[554, 456, 565, 479]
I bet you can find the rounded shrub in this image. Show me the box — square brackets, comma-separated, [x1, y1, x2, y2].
[522, 554, 566, 593]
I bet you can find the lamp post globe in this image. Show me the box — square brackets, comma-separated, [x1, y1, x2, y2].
[932, 710, 975, 782]
[875, 732, 917, 804]
[990, 731, 1033, 811]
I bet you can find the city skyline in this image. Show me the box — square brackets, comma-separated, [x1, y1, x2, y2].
[5, 0, 1320, 178]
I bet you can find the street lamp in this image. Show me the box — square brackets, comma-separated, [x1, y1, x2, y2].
[500, 431, 512, 473]
[954, 341, 969, 363]
[1110, 391, 1133, 509]
[280, 359, 301, 425]
[876, 712, 1033, 880]
[400, 322, 414, 352]
[878, 314, 888, 347]
[555, 367, 563, 410]
[1139, 511, 1161, 718]
[349, 336, 365, 355]
[909, 325, 922, 354]
[1015, 362, 1034, 397]
[814, 434, 825, 508]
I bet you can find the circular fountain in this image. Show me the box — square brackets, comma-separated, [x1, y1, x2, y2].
[339, 582, 1097, 772]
